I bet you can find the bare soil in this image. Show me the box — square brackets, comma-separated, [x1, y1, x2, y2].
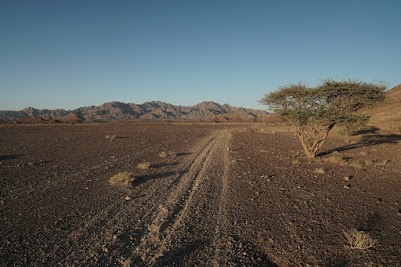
[1, 123, 400, 266]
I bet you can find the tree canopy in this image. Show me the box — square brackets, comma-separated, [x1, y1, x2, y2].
[260, 80, 385, 158]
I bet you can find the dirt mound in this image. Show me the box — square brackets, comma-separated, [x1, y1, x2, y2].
[362, 84, 401, 132]
[56, 114, 85, 124]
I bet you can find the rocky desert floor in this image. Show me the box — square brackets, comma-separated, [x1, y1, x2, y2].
[0, 123, 400, 266]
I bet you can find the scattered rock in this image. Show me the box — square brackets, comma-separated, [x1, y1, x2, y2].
[344, 184, 351, 189]
[125, 196, 131, 201]
[343, 176, 352, 181]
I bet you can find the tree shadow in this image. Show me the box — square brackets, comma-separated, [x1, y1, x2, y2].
[319, 134, 401, 156]
[351, 126, 380, 136]
[0, 154, 20, 161]
[132, 171, 176, 187]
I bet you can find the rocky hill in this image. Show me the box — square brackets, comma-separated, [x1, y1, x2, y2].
[0, 101, 270, 123]
[362, 84, 401, 132]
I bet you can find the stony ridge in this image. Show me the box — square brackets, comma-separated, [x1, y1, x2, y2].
[0, 101, 269, 122]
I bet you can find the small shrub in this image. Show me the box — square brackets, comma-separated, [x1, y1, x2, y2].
[105, 134, 117, 139]
[159, 151, 168, 158]
[109, 171, 133, 185]
[326, 152, 347, 164]
[137, 162, 151, 170]
[348, 160, 363, 169]
[159, 151, 176, 158]
[343, 229, 377, 250]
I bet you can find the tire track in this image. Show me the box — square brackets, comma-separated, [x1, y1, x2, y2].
[44, 130, 222, 265]
[213, 130, 232, 267]
[135, 130, 231, 265]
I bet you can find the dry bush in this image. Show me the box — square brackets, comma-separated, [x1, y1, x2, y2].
[343, 229, 377, 250]
[159, 151, 176, 158]
[137, 162, 151, 170]
[105, 134, 117, 139]
[159, 151, 168, 158]
[325, 152, 347, 164]
[108, 171, 133, 185]
[348, 160, 363, 169]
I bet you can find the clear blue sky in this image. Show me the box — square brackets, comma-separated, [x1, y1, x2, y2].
[1, 0, 400, 110]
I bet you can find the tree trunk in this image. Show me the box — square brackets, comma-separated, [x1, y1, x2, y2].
[296, 124, 334, 158]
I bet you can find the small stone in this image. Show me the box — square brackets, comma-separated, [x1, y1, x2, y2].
[343, 176, 351, 181]
[125, 196, 131, 201]
[344, 185, 351, 189]
[227, 147, 230, 151]
[397, 209, 401, 217]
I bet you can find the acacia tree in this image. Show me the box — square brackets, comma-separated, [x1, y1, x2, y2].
[260, 80, 385, 158]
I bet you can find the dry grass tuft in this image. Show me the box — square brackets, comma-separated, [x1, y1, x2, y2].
[343, 229, 377, 250]
[159, 151, 168, 158]
[108, 171, 133, 185]
[159, 151, 176, 158]
[348, 160, 364, 169]
[105, 134, 117, 139]
[326, 152, 347, 164]
[137, 162, 151, 170]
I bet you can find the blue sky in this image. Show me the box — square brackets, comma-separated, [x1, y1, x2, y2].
[0, 0, 400, 110]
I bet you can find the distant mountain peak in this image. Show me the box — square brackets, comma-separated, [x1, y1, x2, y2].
[0, 101, 270, 123]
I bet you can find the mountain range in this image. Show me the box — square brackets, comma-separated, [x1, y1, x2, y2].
[0, 101, 271, 123]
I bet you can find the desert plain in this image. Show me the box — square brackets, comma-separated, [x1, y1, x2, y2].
[0, 122, 400, 267]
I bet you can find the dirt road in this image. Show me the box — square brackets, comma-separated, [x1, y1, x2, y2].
[55, 129, 239, 266]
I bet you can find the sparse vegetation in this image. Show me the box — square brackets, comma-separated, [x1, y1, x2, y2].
[325, 152, 347, 164]
[343, 229, 377, 250]
[159, 151, 168, 158]
[260, 80, 385, 158]
[108, 171, 133, 185]
[159, 151, 176, 158]
[348, 160, 364, 169]
[137, 162, 151, 170]
[105, 134, 117, 139]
